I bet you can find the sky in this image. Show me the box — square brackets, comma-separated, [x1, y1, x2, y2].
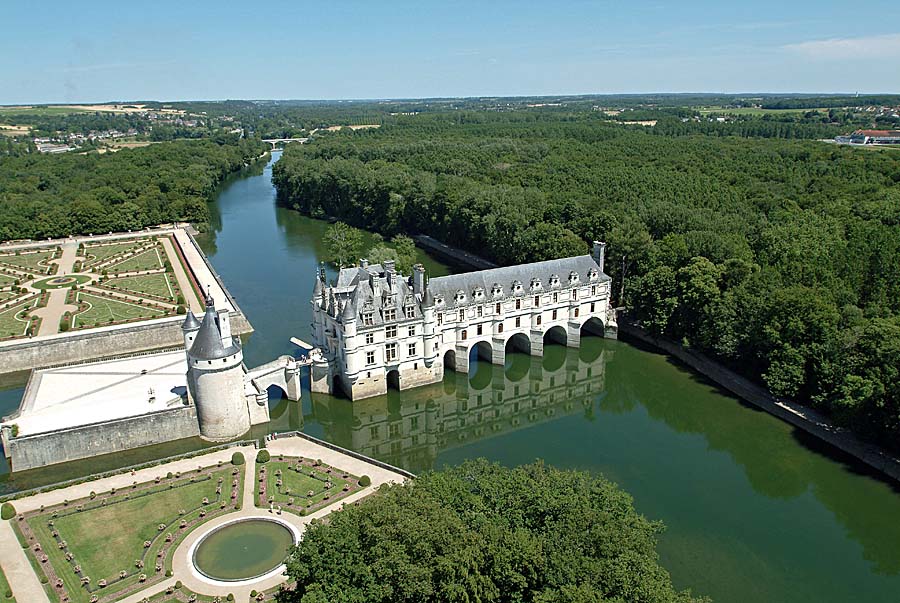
[2, 0, 899, 104]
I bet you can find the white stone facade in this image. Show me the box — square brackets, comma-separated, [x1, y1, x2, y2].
[311, 242, 617, 400]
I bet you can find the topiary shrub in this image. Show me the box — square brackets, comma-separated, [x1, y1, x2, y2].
[0, 502, 16, 520]
[358, 475, 371, 487]
[231, 452, 245, 466]
[256, 450, 270, 464]
[175, 580, 182, 589]
[227, 593, 234, 601]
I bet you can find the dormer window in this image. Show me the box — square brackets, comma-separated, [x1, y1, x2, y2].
[455, 289, 466, 304]
[473, 286, 484, 300]
[588, 268, 598, 280]
[362, 312, 374, 326]
[530, 278, 542, 291]
[549, 274, 560, 288]
[435, 296, 445, 306]
[491, 283, 503, 298]
[512, 280, 523, 294]
[568, 271, 579, 284]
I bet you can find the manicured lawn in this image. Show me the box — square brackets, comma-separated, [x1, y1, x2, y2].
[107, 247, 164, 273]
[0, 250, 54, 274]
[0, 562, 16, 602]
[49, 478, 221, 584]
[0, 273, 17, 287]
[0, 299, 33, 337]
[73, 292, 167, 327]
[257, 458, 358, 515]
[82, 241, 146, 266]
[103, 273, 175, 300]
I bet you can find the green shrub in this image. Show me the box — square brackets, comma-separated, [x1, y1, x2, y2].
[256, 450, 270, 464]
[40, 575, 48, 584]
[175, 580, 182, 589]
[231, 451, 245, 466]
[0, 502, 15, 520]
[358, 475, 371, 487]
[227, 594, 234, 601]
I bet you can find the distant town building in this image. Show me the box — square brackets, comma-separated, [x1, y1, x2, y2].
[838, 129, 900, 145]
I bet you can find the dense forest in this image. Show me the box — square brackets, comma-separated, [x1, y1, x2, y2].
[273, 111, 900, 452]
[280, 460, 705, 603]
[0, 135, 267, 239]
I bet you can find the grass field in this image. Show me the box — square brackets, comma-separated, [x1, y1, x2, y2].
[0, 105, 94, 116]
[0, 251, 54, 274]
[82, 241, 146, 266]
[258, 458, 355, 514]
[0, 562, 16, 602]
[0, 300, 33, 337]
[103, 273, 175, 300]
[74, 292, 167, 327]
[107, 248, 164, 273]
[0, 290, 21, 302]
[0, 273, 17, 287]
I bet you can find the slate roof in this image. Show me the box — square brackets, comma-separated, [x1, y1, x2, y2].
[189, 307, 241, 360]
[181, 309, 201, 332]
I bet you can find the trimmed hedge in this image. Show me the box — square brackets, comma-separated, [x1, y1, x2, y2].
[359, 475, 371, 487]
[231, 451, 245, 466]
[256, 450, 271, 464]
[0, 502, 15, 520]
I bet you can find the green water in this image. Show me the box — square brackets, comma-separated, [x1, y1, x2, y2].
[193, 519, 294, 581]
[3, 151, 900, 602]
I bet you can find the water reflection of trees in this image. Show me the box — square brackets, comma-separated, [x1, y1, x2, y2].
[310, 342, 612, 475]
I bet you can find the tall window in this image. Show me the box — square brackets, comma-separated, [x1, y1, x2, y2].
[533, 295, 540, 307]
[498, 323, 504, 333]
[437, 313, 443, 325]
[495, 302, 501, 314]
[386, 325, 397, 339]
[458, 309, 465, 321]
[552, 292, 558, 303]
[405, 305, 415, 319]
[363, 313, 374, 326]
[515, 317, 521, 328]
[591, 285, 597, 296]
[574, 308, 580, 317]
[386, 343, 397, 362]
[572, 289, 578, 300]
[476, 324, 483, 336]
[365, 332, 374, 345]
[590, 302, 595, 313]
[408, 342, 416, 356]
[461, 329, 468, 341]
[477, 305, 483, 318]
[366, 351, 375, 365]
[552, 309, 558, 320]
[408, 325, 416, 337]
[384, 308, 397, 321]
[536, 316, 542, 325]
[515, 299, 522, 310]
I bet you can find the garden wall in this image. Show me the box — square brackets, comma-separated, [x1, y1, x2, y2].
[5, 405, 201, 472]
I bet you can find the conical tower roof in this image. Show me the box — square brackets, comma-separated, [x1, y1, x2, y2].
[188, 301, 240, 361]
[181, 309, 201, 332]
[340, 299, 356, 322]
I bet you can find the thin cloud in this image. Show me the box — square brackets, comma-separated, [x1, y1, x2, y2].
[784, 33, 900, 59]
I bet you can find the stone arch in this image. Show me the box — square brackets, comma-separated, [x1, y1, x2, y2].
[332, 375, 349, 399]
[266, 383, 288, 403]
[543, 325, 568, 346]
[505, 332, 531, 355]
[468, 340, 493, 364]
[443, 349, 457, 371]
[580, 316, 605, 337]
[386, 369, 401, 391]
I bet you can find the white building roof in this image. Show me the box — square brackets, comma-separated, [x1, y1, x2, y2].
[3, 350, 188, 437]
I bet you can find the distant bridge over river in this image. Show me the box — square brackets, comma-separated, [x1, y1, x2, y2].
[262, 137, 309, 149]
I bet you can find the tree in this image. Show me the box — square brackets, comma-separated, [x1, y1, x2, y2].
[323, 222, 363, 268]
[279, 460, 705, 603]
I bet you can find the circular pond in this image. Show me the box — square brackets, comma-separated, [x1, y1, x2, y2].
[192, 519, 295, 582]
[31, 274, 92, 289]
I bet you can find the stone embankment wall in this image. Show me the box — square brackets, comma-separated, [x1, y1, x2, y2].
[5, 405, 201, 472]
[413, 235, 498, 270]
[618, 320, 900, 483]
[0, 312, 251, 375]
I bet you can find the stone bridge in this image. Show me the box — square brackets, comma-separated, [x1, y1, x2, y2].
[245, 355, 302, 405]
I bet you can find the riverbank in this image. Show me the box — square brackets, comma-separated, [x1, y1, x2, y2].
[618, 320, 900, 483]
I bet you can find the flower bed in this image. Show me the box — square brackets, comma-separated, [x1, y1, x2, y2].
[255, 455, 364, 517]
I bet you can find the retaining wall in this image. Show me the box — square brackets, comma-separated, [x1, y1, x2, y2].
[6, 405, 201, 472]
[618, 321, 900, 483]
[0, 311, 251, 374]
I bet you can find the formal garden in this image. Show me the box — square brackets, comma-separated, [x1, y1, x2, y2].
[10, 459, 245, 603]
[0, 563, 15, 602]
[254, 451, 366, 517]
[0, 233, 202, 339]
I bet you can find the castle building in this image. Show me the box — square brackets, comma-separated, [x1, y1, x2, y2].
[310, 241, 617, 400]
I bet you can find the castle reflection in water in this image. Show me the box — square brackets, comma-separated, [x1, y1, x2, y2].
[269, 339, 610, 473]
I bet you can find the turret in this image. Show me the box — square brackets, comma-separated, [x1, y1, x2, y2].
[181, 309, 201, 349]
[186, 294, 248, 441]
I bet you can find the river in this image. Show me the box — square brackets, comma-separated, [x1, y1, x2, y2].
[3, 151, 900, 602]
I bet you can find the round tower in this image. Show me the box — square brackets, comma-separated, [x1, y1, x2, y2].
[181, 309, 201, 349]
[186, 296, 249, 441]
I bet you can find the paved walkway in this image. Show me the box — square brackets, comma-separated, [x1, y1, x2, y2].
[1, 437, 408, 603]
[30, 242, 82, 336]
[170, 230, 233, 312]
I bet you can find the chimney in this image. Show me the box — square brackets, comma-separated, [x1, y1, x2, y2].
[412, 263, 425, 297]
[383, 260, 396, 289]
[359, 258, 369, 268]
[592, 241, 606, 273]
